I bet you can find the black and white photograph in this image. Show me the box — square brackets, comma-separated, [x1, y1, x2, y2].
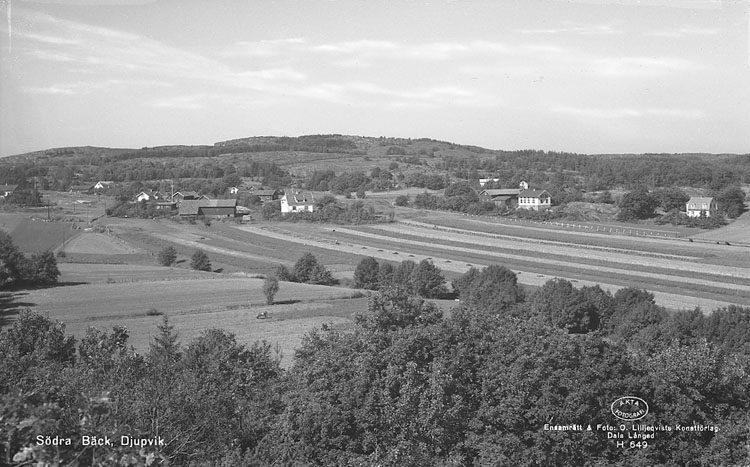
[1, 0, 749, 465]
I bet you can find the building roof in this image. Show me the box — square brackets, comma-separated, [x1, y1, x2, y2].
[283, 190, 315, 206]
[178, 199, 236, 216]
[0, 184, 18, 192]
[255, 189, 278, 197]
[687, 197, 714, 206]
[481, 189, 520, 197]
[519, 189, 550, 198]
[687, 196, 713, 203]
[174, 191, 200, 198]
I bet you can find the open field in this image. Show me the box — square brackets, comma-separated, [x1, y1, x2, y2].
[4, 203, 748, 368]
[0, 213, 80, 253]
[691, 209, 750, 244]
[12, 265, 369, 367]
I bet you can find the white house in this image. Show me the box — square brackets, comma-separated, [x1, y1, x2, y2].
[518, 189, 551, 210]
[94, 181, 114, 191]
[135, 191, 162, 202]
[686, 197, 717, 217]
[479, 178, 500, 187]
[281, 190, 315, 213]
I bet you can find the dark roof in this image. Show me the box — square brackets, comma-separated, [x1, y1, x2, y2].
[178, 200, 201, 216]
[519, 189, 550, 198]
[175, 191, 200, 198]
[255, 189, 278, 197]
[283, 190, 314, 206]
[179, 199, 237, 216]
[481, 189, 520, 197]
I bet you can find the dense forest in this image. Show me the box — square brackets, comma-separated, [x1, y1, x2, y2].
[3, 263, 750, 466]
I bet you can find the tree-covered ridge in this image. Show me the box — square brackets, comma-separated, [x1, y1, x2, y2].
[2, 136, 748, 196]
[3, 267, 750, 466]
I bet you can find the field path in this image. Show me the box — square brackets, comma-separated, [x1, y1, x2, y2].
[235, 224, 744, 312]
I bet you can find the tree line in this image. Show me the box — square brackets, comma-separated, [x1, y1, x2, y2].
[2, 266, 750, 465]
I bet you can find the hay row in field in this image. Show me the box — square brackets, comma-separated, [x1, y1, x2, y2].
[378, 221, 750, 281]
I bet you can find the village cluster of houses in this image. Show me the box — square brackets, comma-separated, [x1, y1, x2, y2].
[7, 178, 717, 219]
[120, 185, 315, 219]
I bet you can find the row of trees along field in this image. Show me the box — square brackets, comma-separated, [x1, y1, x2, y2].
[3, 262, 750, 466]
[0, 232, 60, 288]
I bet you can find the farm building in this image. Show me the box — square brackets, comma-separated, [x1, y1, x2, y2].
[281, 190, 315, 213]
[479, 189, 521, 209]
[255, 189, 280, 204]
[172, 191, 205, 203]
[69, 184, 94, 195]
[135, 191, 163, 202]
[155, 201, 177, 211]
[686, 197, 717, 217]
[479, 178, 500, 187]
[179, 199, 237, 218]
[0, 184, 18, 198]
[478, 181, 551, 210]
[93, 181, 115, 192]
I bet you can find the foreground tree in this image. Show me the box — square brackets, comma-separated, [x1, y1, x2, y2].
[530, 278, 600, 333]
[617, 187, 657, 221]
[354, 256, 380, 290]
[714, 185, 746, 218]
[263, 276, 279, 305]
[158, 245, 177, 266]
[190, 249, 211, 271]
[408, 259, 447, 298]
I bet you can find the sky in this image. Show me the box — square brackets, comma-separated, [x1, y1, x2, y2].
[1, 0, 749, 157]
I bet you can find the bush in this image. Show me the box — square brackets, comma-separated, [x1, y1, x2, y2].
[190, 250, 211, 271]
[158, 246, 177, 266]
[263, 276, 279, 305]
[354, 257, 380, 290]
[394, 195, 410, 207]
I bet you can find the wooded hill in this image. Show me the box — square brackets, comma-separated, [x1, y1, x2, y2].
[1, 134, 748, 197]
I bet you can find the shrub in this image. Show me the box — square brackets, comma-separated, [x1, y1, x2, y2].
[158, 246, 177, 267]
[190, 250, 211, 271]
[263, 276, 279, 305]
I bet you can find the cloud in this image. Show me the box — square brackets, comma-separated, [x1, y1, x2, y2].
[23, 85, 79, 95]
[22, 78, 172, 96]
[150, 95, 205, 110]
[551, 106, 704, 119]
[593, 56, 698, 76]
[516, 24, 623, 35]
[221, 38, 307, 58]
[645, 26, 720, 38]
[313, 40, 399, 54]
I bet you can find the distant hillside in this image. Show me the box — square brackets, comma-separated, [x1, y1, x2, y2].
[1, 135, 747, 198]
